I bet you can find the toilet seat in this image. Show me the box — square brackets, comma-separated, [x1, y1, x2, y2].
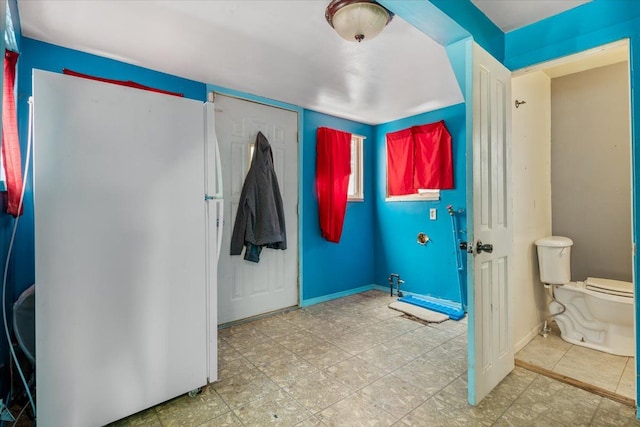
[584, 277, 634, 298]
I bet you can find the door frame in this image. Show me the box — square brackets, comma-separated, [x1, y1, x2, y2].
[508, 39, 636, 404]
[206, 86, 305, 321]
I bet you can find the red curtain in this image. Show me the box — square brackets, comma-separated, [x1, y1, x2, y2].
[386, 128, 414, 195]
[413, 121, 453, 189]
[2, 50, 22, 216]
[316, 127, 351, 243]
[62, 69, 185, 97]
[386, 120, 453, 196]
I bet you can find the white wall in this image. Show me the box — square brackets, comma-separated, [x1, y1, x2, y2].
[512, 71, 552, 351]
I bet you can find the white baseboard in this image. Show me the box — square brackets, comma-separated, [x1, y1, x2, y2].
[515, 322, 544, 353]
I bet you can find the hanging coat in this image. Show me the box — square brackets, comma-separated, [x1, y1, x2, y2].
[230, 131, 287, 262]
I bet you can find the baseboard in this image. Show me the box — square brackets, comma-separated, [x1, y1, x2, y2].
[514, 322, 544, 353]
[300, 284, 376, 307]
[515, 359, 636, 408]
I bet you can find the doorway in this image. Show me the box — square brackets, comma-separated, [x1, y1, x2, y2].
[510, 40, 634, 404]
[215, 94, 299, 325]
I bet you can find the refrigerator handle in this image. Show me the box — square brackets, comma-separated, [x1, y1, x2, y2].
[216, 200, 224, 264]
[214, 122, 223, 199]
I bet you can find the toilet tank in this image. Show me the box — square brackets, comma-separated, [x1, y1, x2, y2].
[535, 236, 573, 285]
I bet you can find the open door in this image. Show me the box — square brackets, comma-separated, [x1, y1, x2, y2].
[468, 43, 514, 405]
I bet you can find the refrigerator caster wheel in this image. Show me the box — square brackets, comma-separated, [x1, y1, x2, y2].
[188, 388, 202, 398]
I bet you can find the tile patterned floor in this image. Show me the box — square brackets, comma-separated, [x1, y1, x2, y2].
[110, 290, 640, 426]
[516, 322, 636, 400]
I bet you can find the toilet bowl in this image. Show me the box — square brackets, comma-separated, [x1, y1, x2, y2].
[535, 236, 635, 357]
[551, 278, 634, 356]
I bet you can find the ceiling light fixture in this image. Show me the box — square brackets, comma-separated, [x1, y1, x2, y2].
[325, 0, 394, 43]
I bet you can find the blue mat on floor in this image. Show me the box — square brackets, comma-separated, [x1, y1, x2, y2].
[398, 295, 465, 320]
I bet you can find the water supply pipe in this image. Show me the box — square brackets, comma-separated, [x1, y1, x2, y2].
[447, 205, 466, 309]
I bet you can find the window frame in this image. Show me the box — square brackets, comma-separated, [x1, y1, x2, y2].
[347, 134, 364, 202]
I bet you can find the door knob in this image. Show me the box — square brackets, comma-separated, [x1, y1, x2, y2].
[476, 241, 493, 254]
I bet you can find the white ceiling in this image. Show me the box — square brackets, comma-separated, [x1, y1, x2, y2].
[18, 1, 589, 125]
[18, 0, 463, 125]
[471, 0, 591, 32]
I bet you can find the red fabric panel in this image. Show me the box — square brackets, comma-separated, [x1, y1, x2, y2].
[386, 128, 414, 195]
[2, 50, 23, 216]
[316, 127, 351, 243]
[62, 69, 185, 97]
[413, 120, 453, 189]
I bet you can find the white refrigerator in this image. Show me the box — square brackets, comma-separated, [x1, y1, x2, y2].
[32, 70, 222, 426]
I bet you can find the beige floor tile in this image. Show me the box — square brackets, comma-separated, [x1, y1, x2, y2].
[296, 341, 353, 370]
[212, 368, 280, 408]
[196, 411, 243, 426]
[489, 367, 538, 400]
[616, 357, 636, 400]
[325, 356, 386, 391]
[275, 330, 328, 354]
[306, 319, 353, 341]
[403, 324, 460, 347]
[222, 328, 270, 352]
[505, 375, 601, 426]
[232, 389, 314, 427]
[253, 315, 302, 339]
[282, 310, 323, 330]
[359, 374, 430, 419]
[590, 398, 640, 426]
[257, 352, 320, 387]
[107, 290, 640, 426]
[553, 345, 627, 391]
[392, 354, 461, 397]
[283, 370, 353, 413]
[432, 374, 512, 425]
[325, 329, 380, 355]
[108, 407, 162, 426]
[384, 316, 423, 334]
[515, 333, 571, 370]
[357, 338, 427, 373]
[293, 415, 326, 426]
[217, 347, 255, 381]
[396, 396, 485, 427]
[154, 386, 230, 427]
[237, 339, 294, 366]
[317, 392, 397, 427]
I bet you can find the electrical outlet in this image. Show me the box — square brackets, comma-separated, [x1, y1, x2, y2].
[430, 208, 437, 220]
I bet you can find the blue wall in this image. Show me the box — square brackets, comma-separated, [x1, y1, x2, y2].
[301, 110, 376, 303]
[374, 103, 467, 304]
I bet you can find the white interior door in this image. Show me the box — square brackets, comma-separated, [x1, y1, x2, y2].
[468, 43, 514, 405]
[215, 94, 298, 324]
[33, 71, 208, 426]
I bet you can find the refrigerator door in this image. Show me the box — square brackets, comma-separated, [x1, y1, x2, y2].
[204, 101, 221, 382]
[33, 70, 208, 426]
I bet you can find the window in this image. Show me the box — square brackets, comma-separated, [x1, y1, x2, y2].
[348, 134, 364, 201]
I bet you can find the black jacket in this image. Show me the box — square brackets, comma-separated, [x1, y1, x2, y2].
[230, 132, 286, 262]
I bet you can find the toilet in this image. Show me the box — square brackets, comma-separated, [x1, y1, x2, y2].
[535, 236, 635, 357]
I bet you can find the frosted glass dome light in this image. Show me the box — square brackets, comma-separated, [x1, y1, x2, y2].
[325, 0, 394, 43]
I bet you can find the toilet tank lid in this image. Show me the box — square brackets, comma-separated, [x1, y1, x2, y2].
[535, 236, 573, 247]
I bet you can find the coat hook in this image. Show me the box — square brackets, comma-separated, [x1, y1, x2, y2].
[515, 100, 526, 108]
